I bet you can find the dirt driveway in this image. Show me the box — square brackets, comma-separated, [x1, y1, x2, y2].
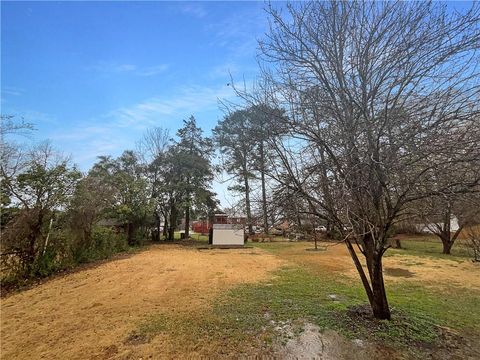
[0, 245, 283, 359]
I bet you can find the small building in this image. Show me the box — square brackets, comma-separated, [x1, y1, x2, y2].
[211, 213, 244, 246]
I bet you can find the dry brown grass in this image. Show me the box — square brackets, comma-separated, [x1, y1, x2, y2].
[0, 244, 283, 359]
[2, 240, 479, 359]
[259, 241, 480, 291]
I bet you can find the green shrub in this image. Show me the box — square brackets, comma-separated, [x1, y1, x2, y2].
[75, 226, 128, 262]
[2, 226, 131, 289]
[31, 230, 72, 278]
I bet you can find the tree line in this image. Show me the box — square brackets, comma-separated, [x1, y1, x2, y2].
[0, 116, 218, 286]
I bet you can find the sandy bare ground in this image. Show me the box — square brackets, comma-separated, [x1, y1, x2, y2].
[0, 245, 283, 360]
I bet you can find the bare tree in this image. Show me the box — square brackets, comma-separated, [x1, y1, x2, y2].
[238, 1, 480, 319]
[414, 192, 480, 254]
[137, 127, 170, 241]
[137, 127, 170, 163]
[466, 226, 480, 262]
[0, 115, 35, 138]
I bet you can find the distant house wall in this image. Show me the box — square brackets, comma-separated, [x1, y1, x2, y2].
[192, 220, 210, 234]
[419, 216, 460, 233]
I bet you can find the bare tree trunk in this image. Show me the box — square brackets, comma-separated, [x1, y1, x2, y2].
[184, 205, 190, 238]
[26, 234, 37, 274]
[127, 223, 135, 245]
[326, 222, 335, 239]
[243, 168, 254, 236]
[441, 237, 454, 254]
[435, 218, 463, 255]
[370, 253, 391, 320]
[154, 212, 161, 242]
[163, 216, 168, 240]
[441, 211, 452, 254]
[345, 239, 374, 305]
[346, 237, 391, 320]
[259, 141, 269, 234]
[25, 211, 44, 274]
[168, 202, 177, 241]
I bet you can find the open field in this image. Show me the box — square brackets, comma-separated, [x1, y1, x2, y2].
[1, 238, 479, 359]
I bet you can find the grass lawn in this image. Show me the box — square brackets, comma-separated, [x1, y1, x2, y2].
[387, 236, 472, 260]
[172, 230, 209, 242]
[134, 238, 480, 358]
[3, 236, 479, 359]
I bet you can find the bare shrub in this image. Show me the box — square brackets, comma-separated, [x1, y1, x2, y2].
[465, 226, 480, 262]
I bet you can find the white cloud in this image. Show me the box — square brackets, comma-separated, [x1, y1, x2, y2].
[1, 86, 24, 96]
[88, 62, 137, 73]
[181, 4, 207, 18]
[208, 63, 239, 80]
[113, 64, 137, 72]
[137, 64, 169, 76]
[206, 5, 266, 53]
[107, 84, 236, 128]
[3, 109, 58, 126]
[88, 62, 169, 77]
[49, 84, 238, 170]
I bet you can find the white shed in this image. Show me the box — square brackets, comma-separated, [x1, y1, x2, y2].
[212, 223, 245, 246]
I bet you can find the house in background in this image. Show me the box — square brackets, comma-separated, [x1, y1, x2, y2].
[417, 215, 460, 233]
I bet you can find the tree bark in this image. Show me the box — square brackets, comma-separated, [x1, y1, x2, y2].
[25, 210, 44, 274]
[154, 212, 161, 242]
[26, 233, 37, 274]
[127, 223, 135, 245]
[370, 253, 391, 320]
[345, 239, 374, 304]
[437, 223, 463, 255]
[163, 216, 168, 240]
[243, 167, 254, 236]
[259, 141, 269, 234]
[184, 205, 190, 239]
[168, 201, 177, 241]
[442, 238, 453, 254]
[346, 237, 391, 320]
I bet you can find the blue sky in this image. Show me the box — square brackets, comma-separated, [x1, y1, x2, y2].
[2, 1, 474, 207]
[1, 1, 269, 205]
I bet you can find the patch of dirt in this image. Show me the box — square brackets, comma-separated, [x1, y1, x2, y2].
[384, 267, 415, 278]
[415, 326, 480, 360]
[123, 332, 150, 346]
[0, 244, 283, 359]
[273, 310, 480, 360]
[274, 322, 398, 360]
